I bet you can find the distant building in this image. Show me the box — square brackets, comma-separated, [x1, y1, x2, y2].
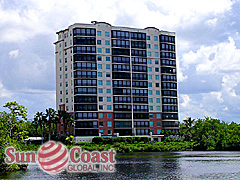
[54, 22, 179, 137]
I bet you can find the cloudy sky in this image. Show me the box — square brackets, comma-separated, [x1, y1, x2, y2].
[0, 0, 239, 123]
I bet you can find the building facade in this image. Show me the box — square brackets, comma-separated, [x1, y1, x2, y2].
[55, 22, 179, 137]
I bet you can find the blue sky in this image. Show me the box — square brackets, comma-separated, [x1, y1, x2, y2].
[0, 0, 239, 123]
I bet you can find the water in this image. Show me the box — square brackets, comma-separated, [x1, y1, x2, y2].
[1, 151, 240, 179]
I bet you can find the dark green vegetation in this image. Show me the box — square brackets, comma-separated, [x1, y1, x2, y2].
[0, 101, 240, 173]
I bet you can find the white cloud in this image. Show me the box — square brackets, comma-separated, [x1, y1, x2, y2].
[206, 18, 218, 27]
[9, 50, 19, 59]
[0, 81, 12, 98]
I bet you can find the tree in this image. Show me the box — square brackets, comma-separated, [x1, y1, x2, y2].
[57, 110, 74, 137]
[45, 108, 56, 140]
[180, 117, 195, 141]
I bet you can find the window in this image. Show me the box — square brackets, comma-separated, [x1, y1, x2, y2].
[106, 73, 111, 77]
[156, 83, 159, 87]
[107, 89, 111, 93]
[107, 121, 112, 127]
[97, 48, 102, 53]
[157, 129, 161, 134]
[147, 36, 150, 40]
[98, 72, 102, 77]
[60, 83, 62, 87]
[99, 113, 103, 118]
[155, 68, 159, 72]
[108, 130, 112, 135]
[155, 60, 159, 64]
[149, 114, 153, 118]
[66, 90, 68, 95]
[97, 40, 101, 45]
[65, 66, 67, 71]
[99, 121, 103, 127]
[98, 80, 103, 85]
[97, 56, 102, 61]
[156, 75, 159, 80]
[99, 89, 103, 93]
[156, 91, 160, 95]
[157, 114, 161, 119]
[66, 98, 68, 103]
[60, 75, 62, 79]
[148, 82, 152, 87]
[148, 75, 152, 79]
[105, 40, 110, 45]
[99, 105, 103, 110]
[148, 67, 152, 72]
[106, 56, 110, 61]
[147, 44, 151, 48]
[154, 36, 158, 41]
[154, 52, 159, 57]
[149, 98, 153, 103]
[150, 121, 153, 127]
[59, 51, 62, 55]
[147, 59, 152, 64]
[65, 74, 68, 79]
[97, 31, 101, 36]
[106, 64, 110, 69]
[106, 48, 110, 53]
[147, 52, 151, 57]
[60, 91, 62, 94]
[66, 82, 68, 87]
[149, 106, 153, 111]
[107, 113, 112, 118]
[99, 130, 104, 134]
[154, 44, 158, 49]
[59, 59, 62, 63]
[157, 106, 161, 111]
[107, 97, 111, 102]
[106, 81, 111, 85]
[107, 105, 111, 110]
[149, 90, 152, 95]
[98, 64, 102, 69]
[99, 97, 103, 102]
[156, 98, 160, 103]
[105, 32, 110, 37]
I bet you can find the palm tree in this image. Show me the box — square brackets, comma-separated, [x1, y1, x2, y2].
[57, 110, 73, 137]
[45, 108, 56, 140]
[34, 111, 45, 144]
[182, 117, 195, 141]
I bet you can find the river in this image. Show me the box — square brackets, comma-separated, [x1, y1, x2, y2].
[1, 151, 240, 179]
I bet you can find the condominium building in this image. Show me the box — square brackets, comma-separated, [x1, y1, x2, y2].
[54, 21, 179, 137]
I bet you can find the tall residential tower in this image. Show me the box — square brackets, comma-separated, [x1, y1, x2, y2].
[55, 22, 179, 137]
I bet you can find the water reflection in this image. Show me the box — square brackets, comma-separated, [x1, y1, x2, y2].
[1, 151, 240, 180]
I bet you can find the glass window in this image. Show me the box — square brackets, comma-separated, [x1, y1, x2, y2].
[60, 75, 62, 79]
[149, 90, 152, 95]
[147, 52, 151, 57]
[106, 48, 110, 53]
[149, 98, 153, 103]
[107, 121, 112, 127]
[149, 106, 153, 111]
[106, 81, 111, 85]
[105, 32, 110, 37]
[150, 121, 153, 127]
[147, 36, 150, 40]
[154, 52, 159, 57]
[107, 113, 112, 118]
[107, 105, 111, 110]
[97, 31, 101, 36]
[97, 48, 102, 53]
[107, 89, 111, 93]
[147, 44, 151, 48]
[98, 80, 103, 85]
[97, 40, 101, 45]
[157, 114, 161, 119]
[148, 75, 152, 79]
[106, 73, 111, 77]
[99, 121, 103, 127]
[156, 91, 160, 95]
[99, 97, 103, 102]
[149, 114, 153, 118]
[98, 64, 102, 69]
[157, 106, 161, 111]
[99, 89, 103, 93]
[156, 98, 160, 103]
[157, 129, 161, 134]
[97, 56, 102, 61]
[148, 67, 152, 72]
[155, 60, 159, 64]
[148, 82, 152, 87]
[105, 40, 110, 45]
[155, 68, 159, 72]
[98, 72, 102, 77]
[106, 56, 110, 61]
[99, 105, 103, 110]
[107, 97, 111, 102]
[156, 83, 159, 87]
[156, 75, 159, 80]
[99, 113, 103, 118]
[147, 59, 152, 64]
[108, 130, 112, 135]
[154, 36, 158, 41]
[154, 44, 158, 49]
[106, 64, 110, 69]
[99, 130, 104, 133]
